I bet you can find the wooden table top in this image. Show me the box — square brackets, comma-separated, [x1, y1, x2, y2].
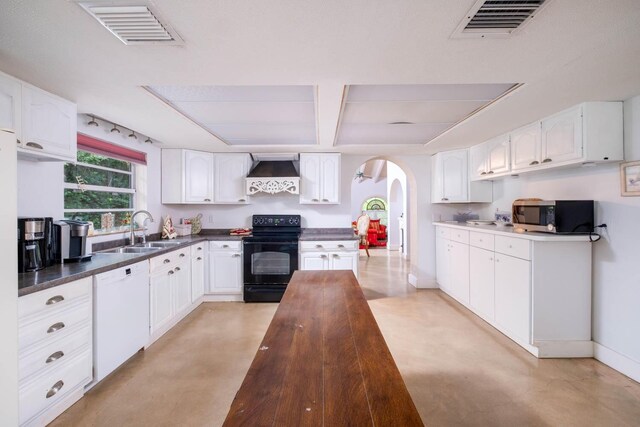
[223, 270, 424, 427]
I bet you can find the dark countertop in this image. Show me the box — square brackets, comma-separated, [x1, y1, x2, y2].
[19, 228, 356, 296]
[299, 228, 358, 241]
[18, 232, 245, 297]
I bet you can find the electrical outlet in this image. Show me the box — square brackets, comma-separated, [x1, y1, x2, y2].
[208, 215, 214, 224]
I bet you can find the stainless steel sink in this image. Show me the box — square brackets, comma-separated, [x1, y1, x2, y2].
[138, 241, 183, 248]
[100, 246, 161, 254]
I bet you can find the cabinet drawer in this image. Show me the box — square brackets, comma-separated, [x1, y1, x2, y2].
[449, 229, 469, 244]
[150, 252, 178, 273]
[19, 326, 91, 382]
[19, 277, 91, 320]
[436, 226, 451, 239]
[19, 350, 92, 425]
[469, 232, 494, 251]
[19, 300, 91, 351]
[210, 240, 242, 251]
[190, 243, 206, 257]
[300, 240, 358, 251]
[495, 236, 531, 260]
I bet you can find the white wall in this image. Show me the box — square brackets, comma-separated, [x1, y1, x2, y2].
[386, 162, 407, 253]
[478, 94, 640, 379]
[350, 177, 387, 220]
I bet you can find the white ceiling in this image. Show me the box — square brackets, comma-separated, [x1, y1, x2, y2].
[336, 84, 515, 145]
[1, 0, 639, 155]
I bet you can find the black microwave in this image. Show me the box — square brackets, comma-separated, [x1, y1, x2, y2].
[512, 200, 594, 234]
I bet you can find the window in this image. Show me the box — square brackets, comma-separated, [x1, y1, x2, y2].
[64, 134, 147, 232]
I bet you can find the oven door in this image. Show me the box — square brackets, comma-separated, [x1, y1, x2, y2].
[243, 240, 298, 285]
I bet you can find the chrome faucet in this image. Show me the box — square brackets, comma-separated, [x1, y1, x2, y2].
[130, 210, 154, 245]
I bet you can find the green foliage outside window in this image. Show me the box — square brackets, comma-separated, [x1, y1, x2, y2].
[64, 151, 135, 228]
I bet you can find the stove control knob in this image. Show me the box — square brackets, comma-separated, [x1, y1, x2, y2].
[268, 218, 273, 224]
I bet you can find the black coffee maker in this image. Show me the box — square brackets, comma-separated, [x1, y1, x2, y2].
[18, 217, 54, 273]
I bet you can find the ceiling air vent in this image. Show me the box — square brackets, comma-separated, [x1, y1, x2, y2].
[79, 4, 183, 45]
[452, 0, 551, 38]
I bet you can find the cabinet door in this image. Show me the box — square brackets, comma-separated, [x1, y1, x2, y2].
[435, 237, 451, 294]
[320, 154, 340, 203]
[299, 154, 322, 203]
[0, 73, 21, 139]
[441, 150, 468, 202]
[300, 252, 329, 271]
[541, 106, 583, 165]
[330, 252, 358, 277]
[469, 144, 488, 180]
[150, 270, 173, 334]
[511, 122, 542, 171]
[184, 150, 214, 203]
[191, 252, 206, 302]
[469, 247, 495, 322]
[430, 154, 444, 203]
[214, 154, 251, 204]
[21, 85, 76, 160]
[173, 263, 191, 315]
[209, 251, 243, 294]
[494, 254, 531, 343]
[449, 241, 469, 305]
[486, 135, 511, 175]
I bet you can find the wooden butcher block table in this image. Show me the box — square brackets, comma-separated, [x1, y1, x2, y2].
[223, 270, 424, 427]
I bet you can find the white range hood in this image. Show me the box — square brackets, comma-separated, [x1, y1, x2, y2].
[245, 153, 300, 195]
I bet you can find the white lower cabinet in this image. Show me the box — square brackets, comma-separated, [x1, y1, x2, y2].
[494, 253, 531, 344]
[208, 241, 243, 297]
[18, 277, 93, 426]
[299, 240, 359, 278]
[148, 246, 195, 344]
[469, 247, 495, 323]
[435, 224, 593, 358]
[191, 243, 206, 302]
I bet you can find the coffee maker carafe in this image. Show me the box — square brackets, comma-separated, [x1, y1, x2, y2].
[18, 217, 54, 273]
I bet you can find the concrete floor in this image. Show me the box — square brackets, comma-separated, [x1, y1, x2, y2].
[52, 250, 640, 426]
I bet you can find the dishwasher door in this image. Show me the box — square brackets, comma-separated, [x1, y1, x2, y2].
[93, 260, 149, 384]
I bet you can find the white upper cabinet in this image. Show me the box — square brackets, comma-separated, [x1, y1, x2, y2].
[214, 153, 251, 204]
[470, 102, 623, 180]
[510, 122, 542, 172]
[185, 150, 214, 203]
[300, 153, 340, 204]
[0, 72, 21, 138]
[541, 105, 583, 165]
[162, 149, 214, 204]
[431, 149, 492, 203]
[470, 134, 511, 179]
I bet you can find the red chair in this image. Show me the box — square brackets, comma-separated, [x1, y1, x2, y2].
[352, 219, 387, 249]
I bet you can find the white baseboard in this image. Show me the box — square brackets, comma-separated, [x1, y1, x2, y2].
[203, 293, 243, 302]
[534, 340, 594, 358]
[408, 273, 438, 289]
[594, 343, 640, 383]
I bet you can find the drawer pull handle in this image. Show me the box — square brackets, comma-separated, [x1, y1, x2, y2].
[168, 270, 175, 275]
[232, 253, 241, 257]
[238, 199, 246, 202]
[529, 160, 539, 165]
[197, 256, 202, 261]
[311, 198, 319, 202]
[175, 267, 181, 271]
[26, 142, 44, 149]
[179, 253, 186, 257]
[542, 158, 552, 163]
[441, 198, 449, 201]
[338, 244, 345, 248]
[47, 322, 65, 334]
[204, 198, 211, 202]
[163, 259, 171, 264]
[480, 171, 487, 175]
[46, 295, 65, 305]
[333, 254, 339, 258]
[320, 254, 327, 258]
[46, 380, 64, 399]
[315, 244, 323, 248]
[223, 245, 229, 248]
[197, 247, 202, 250]
[322, 199, 329, 202]
[46, 351, 64, 364]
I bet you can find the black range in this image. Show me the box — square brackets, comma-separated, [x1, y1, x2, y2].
[243, 214, 301, 303]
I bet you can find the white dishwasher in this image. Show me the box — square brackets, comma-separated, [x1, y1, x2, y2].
[93, 260, 149, 384]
